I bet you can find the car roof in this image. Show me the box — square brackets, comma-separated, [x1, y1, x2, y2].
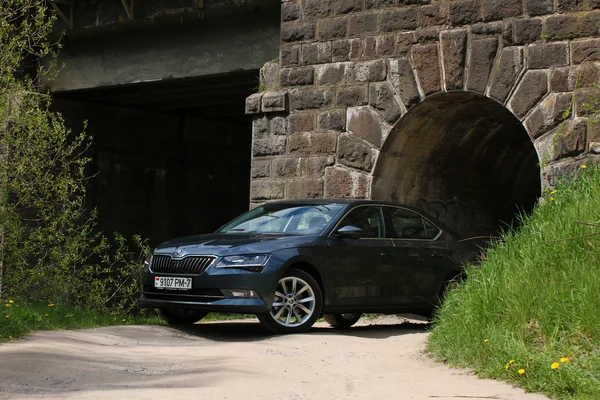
[261, 199, 462, 239]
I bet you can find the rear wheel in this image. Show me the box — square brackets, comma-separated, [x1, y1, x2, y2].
[324, 313, 362, 328]
[155, 308, 207, 325]
[258, 268, 322, 334]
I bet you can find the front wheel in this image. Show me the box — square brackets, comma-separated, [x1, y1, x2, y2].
[324, 313, 362, 328]
[155, 308, 207, 325]
[258, 268, 323, 334]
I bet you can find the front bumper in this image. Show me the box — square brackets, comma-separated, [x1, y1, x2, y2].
[140, 262, 279, 314]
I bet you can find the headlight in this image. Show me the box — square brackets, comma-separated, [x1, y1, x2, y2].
[215, 254, 271, 272]
[143, 252, 153, 271]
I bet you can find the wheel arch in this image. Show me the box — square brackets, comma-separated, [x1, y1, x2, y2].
[286, 261, 325, 299]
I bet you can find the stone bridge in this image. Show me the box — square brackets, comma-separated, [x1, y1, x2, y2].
[247, 0, 600, 237]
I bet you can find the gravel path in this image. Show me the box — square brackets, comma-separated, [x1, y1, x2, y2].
[0, 316, 548, 400]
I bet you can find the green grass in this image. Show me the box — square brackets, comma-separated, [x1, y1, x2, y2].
[0, 301, 254, 343]
[428, 163, 600, 399]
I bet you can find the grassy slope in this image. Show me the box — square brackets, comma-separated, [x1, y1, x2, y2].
[428, 164, 600, 399]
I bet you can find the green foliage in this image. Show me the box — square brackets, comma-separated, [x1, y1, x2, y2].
[428, 165, 600, 399]
[0, 0, 149, 316]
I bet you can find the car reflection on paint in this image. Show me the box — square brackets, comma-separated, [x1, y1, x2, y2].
[140, 199, 480, 334]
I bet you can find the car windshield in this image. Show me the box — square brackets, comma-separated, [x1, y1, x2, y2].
[218, 203, 346, 235]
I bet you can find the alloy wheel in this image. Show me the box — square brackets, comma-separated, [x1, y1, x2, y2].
[270, 276, 316, 328]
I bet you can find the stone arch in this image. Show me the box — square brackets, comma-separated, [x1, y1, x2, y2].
[371, 91, 541, 238]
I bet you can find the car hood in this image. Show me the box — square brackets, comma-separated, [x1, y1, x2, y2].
[154, 233, 319, 257]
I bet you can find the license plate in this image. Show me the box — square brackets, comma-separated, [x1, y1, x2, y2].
[154, 277, 192, 290]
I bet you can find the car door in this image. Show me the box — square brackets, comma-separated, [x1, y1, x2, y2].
[382, 206, 455, 306]
[325, 205, 394, 308]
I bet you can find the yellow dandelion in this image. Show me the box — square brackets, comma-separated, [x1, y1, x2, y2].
[550, 190, 558, 195]
[505, 364, 510, 370]
[5, 315, 9, 319]
[519, 369, 526, 375]
[509, 360, 516, 364]
[561, 357, 569, 363]
[44, 314, 49, 317]
[581, 164, 587, 169]
[484, 339, 489, 343]
[550, 197, 556, 201]
[5, 303, 11, 307]
[48, 304, 55, 307]
[122, 319, 127, 323]
[8, 300, 14, 304]
[529, 358, 534, 361]
[8, 336, 12, 340]
[551, 362, 560, 370]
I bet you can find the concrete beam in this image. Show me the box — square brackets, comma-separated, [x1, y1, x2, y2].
[43, 6, 280, 92]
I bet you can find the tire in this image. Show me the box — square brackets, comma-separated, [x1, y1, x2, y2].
[324, 313, 362, 328]
[155, 308, 207, 325]
[258, 268, 323, 334]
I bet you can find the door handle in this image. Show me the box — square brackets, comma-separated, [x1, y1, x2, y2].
[380, 252, 393, 257]
[431, 252, 443, 257]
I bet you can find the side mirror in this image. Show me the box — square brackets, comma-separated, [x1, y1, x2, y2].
[333, 225, 363, 238]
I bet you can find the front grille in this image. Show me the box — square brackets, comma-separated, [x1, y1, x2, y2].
[143, 287, 224, 303]
[150, 255, 215, 275]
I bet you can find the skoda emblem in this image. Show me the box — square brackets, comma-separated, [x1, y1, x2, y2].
[175, 248, 183, 256]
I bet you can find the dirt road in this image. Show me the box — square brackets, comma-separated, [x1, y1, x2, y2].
[0, 316, 547, 400]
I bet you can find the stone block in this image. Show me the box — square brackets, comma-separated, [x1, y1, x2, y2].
[376, 35, 396, 56]
[397, 32, 416, 55]
[347, 106, 387, 148]
[287, 179, 324, 199]
[353, 59, 387, 82]
[471, 22, 503, 35]
[482, 0, 523, 21]
[288, 132, 338, 155]
[332, 39, 351, 62]
[369, 82, 402, 124]
[557, 0, 587, 12]
[251, 181, 285, 201]
[349, 12, 379, 36]
[554, 120, 587, 160]
[282, 23, 316, 43]
[338, 134, 375, 172]
[449, 0, 481, 26]
[543, 12, 600, 41]
[524, 93, 573, 139]
[290, 89, 333, 111]
[389, 57, 421, 108]
[571, 39, 600, 64]
[509, 70, 549, 118]
[575, 88, 600, 117]
[380, 7, 418, 32]
[550, 66, 577, 92]
[261, 91, 288, 113]
[318, 110, 346, 132]
[251, 159, 270, 179]
[245, 93, 263, 114]
[441, 29, 468, 91]
[335, 0, 362, 14]
[281, 0, 300, 22]
[270, 116, 288, 136]
[336, 85, 369, 107]
[512, 19, 542, 45]
[302, 42, 332, 65]
[280, 67, 314, 87]
[253, 116, 270, 139]
[489, 47, 524, 103]
[315, 63, 349, 86]
[412, 44, 441, 95]
[253, 137, 287, 156]
[260, 62, 280, 92]
[303, 0, 333, 20]
[272, 157, 306, 178]
[526, 0, 554, 15]
[528, 42, 569, 69]
[318, 17, 348, 40]
[465, 37, 499, 93]
[281, 45, 300, 67]
[420, 4, 446, 27]
[350, 38, 363, 59]
[307, 156, 336, 177]
[365, 0, 395, 8]
[324, 167, 352, 198]
[288, 113, 316, 134]
[363, 36, 377, 58]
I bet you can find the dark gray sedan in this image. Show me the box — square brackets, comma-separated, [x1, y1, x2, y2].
[140, 200, 480, 333]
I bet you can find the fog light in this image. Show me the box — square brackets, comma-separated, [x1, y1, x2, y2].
[222, 289, 260, 298]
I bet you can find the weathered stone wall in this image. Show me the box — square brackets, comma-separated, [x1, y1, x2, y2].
[247, 0, 600, 211]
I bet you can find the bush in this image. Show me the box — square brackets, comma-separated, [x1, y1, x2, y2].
[428, 164, 600, 399]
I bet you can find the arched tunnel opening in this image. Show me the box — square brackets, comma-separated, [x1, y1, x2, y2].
[372, 92, 542, 239]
